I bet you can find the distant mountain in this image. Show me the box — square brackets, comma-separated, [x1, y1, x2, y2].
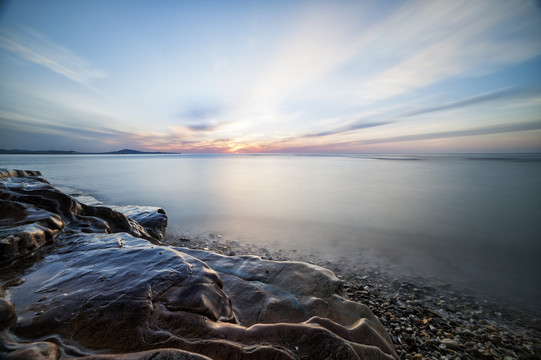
[101, 149, 178, 155]
[0, 148, 179, 155]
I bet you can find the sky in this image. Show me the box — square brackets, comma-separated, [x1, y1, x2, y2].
[0, 0, 541, 153]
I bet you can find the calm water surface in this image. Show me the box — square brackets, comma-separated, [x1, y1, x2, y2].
[2, 153, 540, 310]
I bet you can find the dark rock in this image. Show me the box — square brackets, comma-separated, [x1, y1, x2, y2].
[0, 170, 398, 360]
[0, 340, 60, 360]
[7, 232, 397, 359]
[0, 298, 16, 329]
[110, 205, 168, 241]
[80, 349, 213, 359]
[10, 233, 236, 346]
[1, 170, 167, 261]
[0, 199, 64, 261]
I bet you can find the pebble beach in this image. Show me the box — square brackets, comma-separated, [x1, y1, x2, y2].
[165, 233, 541, 360]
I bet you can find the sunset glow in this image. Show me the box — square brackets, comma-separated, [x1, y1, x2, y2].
[1, 0, 540, 153]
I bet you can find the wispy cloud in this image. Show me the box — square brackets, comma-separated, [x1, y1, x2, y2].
[241, 0, 541, 120]
[0, 109, 209, 152]
[127, 128, 244, 153]
[354, 1, 541, 102]
[281, 87, 541, 143]
[357, 119, 541, 145]
[402, 88, 541, 117]
[0, 26, 107, 85]
[178, 102, 232, 132]
[0, 111, 130, 141]
[303, 120, 390, 138]
[181, 103, 224, 120]
[1, 1, 539, 153]
[186, 123, 222, 132]
[258, 119, 541, 153]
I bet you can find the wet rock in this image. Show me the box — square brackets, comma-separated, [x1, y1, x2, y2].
[0, 170, 398, 360]
[110, 205, 168, 241]
[0, 298, 16, 329]
[10, 233, 236, 347]
[0, 199, 64, 262]
[0, 340, 60, 360]
[5, 232, 396, 359]
[0, 170, 167, 261]
[80, 349, 213, 359]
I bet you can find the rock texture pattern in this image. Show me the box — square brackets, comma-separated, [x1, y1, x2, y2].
[0, 170, 397, 359]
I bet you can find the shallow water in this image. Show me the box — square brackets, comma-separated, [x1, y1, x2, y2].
[2, 153, 540, 311]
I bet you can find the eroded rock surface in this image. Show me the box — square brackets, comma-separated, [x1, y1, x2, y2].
[0, 170, 397, 359]
[0, 170, 166, 262]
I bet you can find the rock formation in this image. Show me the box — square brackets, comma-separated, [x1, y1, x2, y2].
[0, 170, 398, 359]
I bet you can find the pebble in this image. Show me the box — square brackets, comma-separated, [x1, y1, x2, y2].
[440, 338, 459, 349]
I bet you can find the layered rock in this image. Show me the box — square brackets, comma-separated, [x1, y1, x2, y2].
[0, 170, 397, 359]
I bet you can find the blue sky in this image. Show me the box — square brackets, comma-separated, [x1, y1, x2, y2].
[1, 0, 540, 153]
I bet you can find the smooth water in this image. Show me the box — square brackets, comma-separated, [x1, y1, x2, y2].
[2, 153, 541, 310]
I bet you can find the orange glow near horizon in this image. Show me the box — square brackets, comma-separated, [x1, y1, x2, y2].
[133, 125, 541, 154]
[1, 2, 540, 153]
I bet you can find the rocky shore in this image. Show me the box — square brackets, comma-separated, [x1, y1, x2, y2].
[1, 170, 397, 359]
[2, 169, 539, 359]
[165, 234, 541, 360]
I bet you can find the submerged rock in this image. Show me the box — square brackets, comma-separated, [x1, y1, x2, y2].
[0, 169, 397, 359]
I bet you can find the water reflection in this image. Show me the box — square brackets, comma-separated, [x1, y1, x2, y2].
[1, 153, 541, 310]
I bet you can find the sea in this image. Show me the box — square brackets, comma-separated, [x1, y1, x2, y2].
[1, 153, 540, 312]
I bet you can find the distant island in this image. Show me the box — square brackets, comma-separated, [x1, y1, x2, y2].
[0, 148, 179, 155]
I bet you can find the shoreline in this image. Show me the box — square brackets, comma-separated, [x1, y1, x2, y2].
[2, 168, 539, 359]
[164, 233, 541, 359]
[1, 169, 399, 359]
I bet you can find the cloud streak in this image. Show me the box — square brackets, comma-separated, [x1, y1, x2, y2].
[1, 1, 539, 154]
[356, 120, 541, 146]
[403, 88, 541, 117]
[181, 103, 225, 121]
[0, 112, 130, 141]
[239, 0, 541, 123]
[261, 119, 541, 154]
[303, 120, 390, 138]
[186, 123, 222, 132]
[0, 26, 107, 85]
[354, 0, 541, 102]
